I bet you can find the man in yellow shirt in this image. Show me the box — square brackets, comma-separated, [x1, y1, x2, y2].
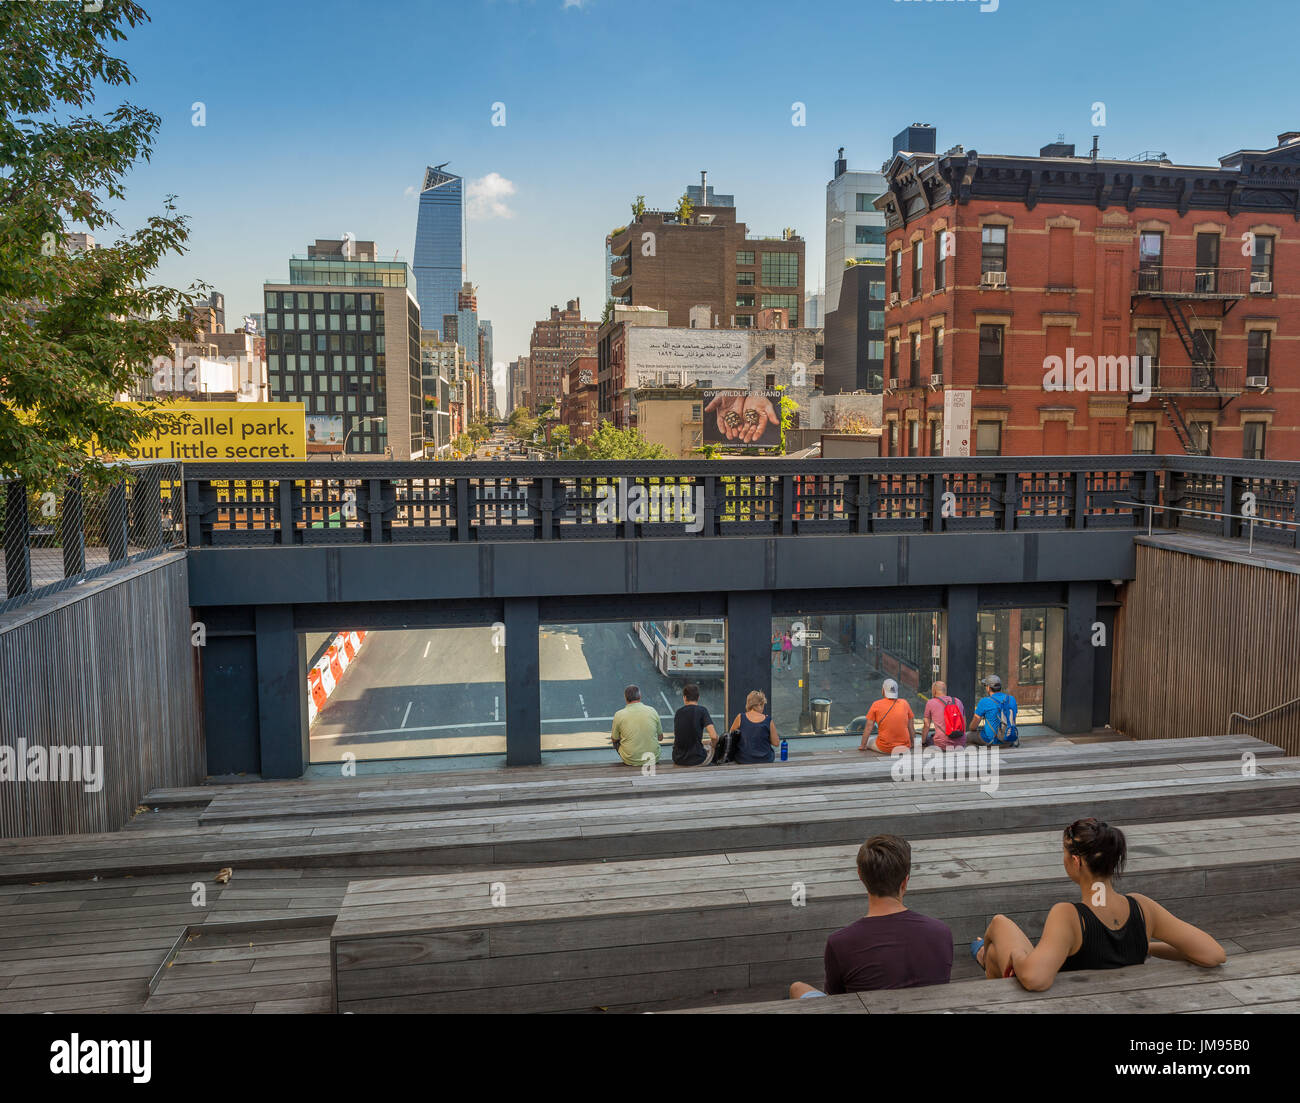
[611, 684, 663, 766]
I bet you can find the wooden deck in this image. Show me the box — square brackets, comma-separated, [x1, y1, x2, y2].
[2, 735, 1298, 1015]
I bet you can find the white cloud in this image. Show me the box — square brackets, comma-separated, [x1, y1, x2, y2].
[562, 0, 590, 8]
[466, 173, 517, 220]
[403, 185, 418, 199]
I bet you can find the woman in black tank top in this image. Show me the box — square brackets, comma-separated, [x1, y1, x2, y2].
[972, 818, 1226, 990]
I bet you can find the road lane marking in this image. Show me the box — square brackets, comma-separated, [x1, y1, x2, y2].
[495, 696, 499, 722]
[579, 693, 588, 718]
[401, 701, 412, 728]
[626, 632, 639, 648]
[422, 640, 431, 659]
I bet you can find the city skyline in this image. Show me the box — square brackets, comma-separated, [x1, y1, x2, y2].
[102, 0, 1297, 374]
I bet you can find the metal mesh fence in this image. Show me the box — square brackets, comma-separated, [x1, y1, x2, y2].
[0, 461, 184, 615]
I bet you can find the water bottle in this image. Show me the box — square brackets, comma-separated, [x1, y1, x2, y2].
[780, 739, 789, 762]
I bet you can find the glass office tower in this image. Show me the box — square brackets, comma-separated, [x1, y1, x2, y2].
[413, 164, 463, 330]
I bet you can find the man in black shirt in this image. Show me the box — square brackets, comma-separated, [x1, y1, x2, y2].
[672, 683, 718, 766]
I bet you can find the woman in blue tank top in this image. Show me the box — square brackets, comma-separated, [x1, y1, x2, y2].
[971, 818, 1226, 989]
[727, 690, 780, 764]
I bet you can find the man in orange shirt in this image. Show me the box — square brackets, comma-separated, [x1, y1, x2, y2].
[859, 679, 916, 755]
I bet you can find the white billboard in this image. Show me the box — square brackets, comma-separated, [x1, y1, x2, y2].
[942, 389, 972, 457]
[627, 327, 749, 387]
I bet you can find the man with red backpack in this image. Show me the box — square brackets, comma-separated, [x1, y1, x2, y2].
[921, 681, 967, 750]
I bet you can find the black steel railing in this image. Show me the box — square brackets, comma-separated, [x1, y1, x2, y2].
[176, 456, 1300, 551]
[1, 461, 185, 614]
[1134, 266, 1248, 297]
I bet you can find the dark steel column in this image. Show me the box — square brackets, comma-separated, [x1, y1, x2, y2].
[725, 590, 773, 733]
[503, 596, 541, 766]
[1044, 581, 1098, 734]
[942, 585, 979, 719]
[255, 605, 304, 778]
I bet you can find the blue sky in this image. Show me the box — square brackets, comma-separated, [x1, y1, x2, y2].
[103, 0, 1298, 367]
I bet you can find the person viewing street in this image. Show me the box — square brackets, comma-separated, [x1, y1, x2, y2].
[858, 679, 916, 755]
[789, 834, 953, 998]
[726, 690, 780, 764]
[781, 629, 793, 670]
[969, 674, 1020, 747]
[672, 683, 718, 767]
[610, 684, 662, 767]
[921, 681, 966, 750]
[970, 818, 1226, 989]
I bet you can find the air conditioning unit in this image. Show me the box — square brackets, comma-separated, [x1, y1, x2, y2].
[1250, 280, 1273, 294]
[981, 271, 1007, 288]
[888, 293, 900, 307]
[929, 374, 944, 387]
[1245, 375, 1270, 388]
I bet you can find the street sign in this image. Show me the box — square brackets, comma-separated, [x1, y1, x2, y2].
[803, 630, 822, 640]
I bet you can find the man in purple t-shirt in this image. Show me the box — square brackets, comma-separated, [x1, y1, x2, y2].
[789, 835, 953, 999]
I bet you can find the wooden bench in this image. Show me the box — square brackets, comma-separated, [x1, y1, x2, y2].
[187, 736, 1281, 827]
[7, 755, 1300, 884]
[673, 947, 1300, 1014]
[329, 812, 1300, 1013]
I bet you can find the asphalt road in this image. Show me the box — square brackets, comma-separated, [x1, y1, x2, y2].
[310, 621, 724, 763]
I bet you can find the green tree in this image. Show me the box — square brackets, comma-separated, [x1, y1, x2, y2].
[675, 193, 694, 224]
[631, 195, 646, 220]
[451, 432, 473, 456]
[0, 3, 204, 486]
[601, 298, 615, 326]
[776, 386, 800, 454]
[550, 424, 571, 455]
[572, 420, 669, 460]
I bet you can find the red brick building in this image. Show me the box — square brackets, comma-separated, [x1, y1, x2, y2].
[560, 353, 598, 443]
[528, 299, 598, 412]
[876, 133, 1300, 459]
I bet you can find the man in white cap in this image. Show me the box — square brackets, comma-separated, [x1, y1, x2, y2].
[858, 678, 916, 755]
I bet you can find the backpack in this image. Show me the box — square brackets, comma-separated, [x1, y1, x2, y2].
[991, 692, 1019, 746]
[941, 696, 964, 739]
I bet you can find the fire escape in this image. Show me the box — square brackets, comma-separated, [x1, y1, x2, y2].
[1131, 263, 1247, 455]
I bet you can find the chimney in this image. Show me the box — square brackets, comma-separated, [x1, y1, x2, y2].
[1091, 135, 1100, 160]
[834, 147, 847, 178]
[701, 170, 707, 205]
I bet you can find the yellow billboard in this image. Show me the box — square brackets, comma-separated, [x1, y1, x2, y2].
[105, 402, 307, 461]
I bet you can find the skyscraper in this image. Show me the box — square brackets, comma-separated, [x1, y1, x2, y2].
[413, 164, 463, 330]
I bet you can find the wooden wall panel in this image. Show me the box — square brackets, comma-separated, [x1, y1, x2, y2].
[0, 553, 204, 838]
[1113, 545, 1300, 754]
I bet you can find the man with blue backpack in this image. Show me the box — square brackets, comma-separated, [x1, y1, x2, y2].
[969, 674, 1020, 747]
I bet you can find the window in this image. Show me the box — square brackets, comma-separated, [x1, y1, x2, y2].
[761, 252, 799, 287]
[909, 419, 920, 454]
[762, 294, 799, 324]
[889, 336, 899, 384]
[1243, 421, 1266, 460]
[1135, 328, 1160, 389]
[932, 327, 944, 378]
[1138, 231, 1164, 290]
[813, 373, 824, 388]
[735, 315, 754, 327]
[765, 344, 776, 360]
[268, 312, 279, 330]
[910, 332, 921, 387]
[912, 239, 924, 297]
[869, 280, 885, 299]
[981, 226, 1007, 274]
[312, 293, 324, 309]
[867, 340, 884, 360]
[1132, 422, 1155, 455]
[1247, 331, 1271, 379]
[1019, 611, 1046, 686]
[888, 421, 898, 455]
[737, 271, 756, 286]
[935, 230, 948, 290]
[1250, 235, 1275, 286]
[868, 310, 885, 329]
[736, 294, 755, 307]
[891, 250, 902, 295]
[736, 250, 755, 266]
[1189, 421, 1212, 453]
[1191, 328, 1217, 367]
[978, 324, 1005, 384]
[855, 193, 876, 212]
[1195, 232, 1220, 292]
[814, 343, 824, 360]
[855, 224, 885, 245]
[765, 374, 776, 389]
[296, 293, 308, 309]
[930, 420, 942, 455]
[975, 420, 1002, 456]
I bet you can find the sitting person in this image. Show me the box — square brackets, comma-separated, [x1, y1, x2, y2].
[790, 834, 953, 998]
[971, 817, 1226, 990]
[610, 684, 662, 767]
[725, 690, 780, 764]
[858, 678, 915, 755]
[920, 680, 966, 750]
[672, 683, 718, 766]
[969, 673, 1020, 747]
